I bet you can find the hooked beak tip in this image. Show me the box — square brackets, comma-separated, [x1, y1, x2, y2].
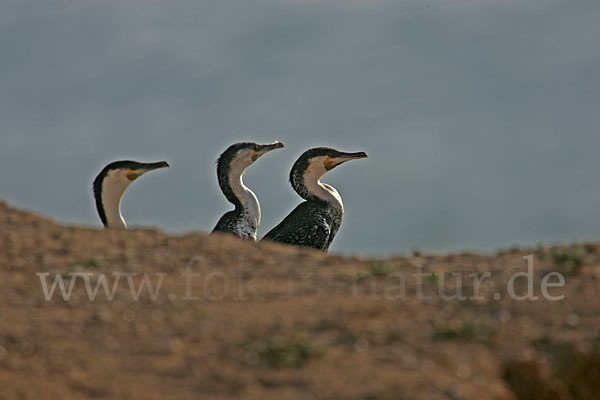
[345, 151, 368, 160]
[265, 141, 285, 150]
[253, 142, 285, 160]
[146, 161, 170, 171]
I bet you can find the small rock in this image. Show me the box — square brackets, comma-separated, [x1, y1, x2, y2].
[566, 313, 579, 327]
[402, 352, 418, 370]
[354, 339, 369, 353]
[122, 309, 136, 322]
[456, 363, 472, 379]
[499, 309, 512, 323]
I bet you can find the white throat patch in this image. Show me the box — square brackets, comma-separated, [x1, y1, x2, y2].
[228, 150, 261, 238]
[101, 169, 135, 228]
[303, 156, 344, 209]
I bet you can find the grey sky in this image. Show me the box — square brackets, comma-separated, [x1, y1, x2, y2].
[1, 0, 599, 255]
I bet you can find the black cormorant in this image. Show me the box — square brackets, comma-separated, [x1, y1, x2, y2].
[93, 160, 169, 229]
[212, 141, 284, 240]
[262, 147, 367, 251]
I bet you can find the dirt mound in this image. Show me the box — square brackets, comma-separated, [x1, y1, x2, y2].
[1, 201, 599, 400]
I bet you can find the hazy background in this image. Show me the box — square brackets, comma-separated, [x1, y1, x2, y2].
[1, 0, 598, 255]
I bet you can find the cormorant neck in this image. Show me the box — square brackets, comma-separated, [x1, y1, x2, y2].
[305, 179, 344, 209]
[99, 179, 132, 229]
[230, 173, 260, 214]
[292, 167, 343, 209]
[219, 165, 261, 228]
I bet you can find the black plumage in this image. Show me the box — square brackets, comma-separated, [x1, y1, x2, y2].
[262, 147, 367, 251]
[212, 209, 249, 237]
[263, 200, 343, 251]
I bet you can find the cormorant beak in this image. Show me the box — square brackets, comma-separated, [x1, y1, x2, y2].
[324, 151, 368, 170]
[251, 141, 285, 161]
[126, 161, 170, 181]
[142, 161, 170, 171]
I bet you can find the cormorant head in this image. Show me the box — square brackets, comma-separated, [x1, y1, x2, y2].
[290, 147, 368, 200]
[93, 160, 170, 227]
[217, 141, 285, 204]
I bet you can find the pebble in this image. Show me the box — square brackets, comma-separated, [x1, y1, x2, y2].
[169, 338, 184, 353]
[456, 363, 472, 379]
[122, 309, 136, 322]
[498, 309, 512, 323]
[105, 336, 119, 351]
[420, 358, 435, 373]
[354, 339, 369, 352]
[402, 352, 418, 370]
[566, 313, 579, 327]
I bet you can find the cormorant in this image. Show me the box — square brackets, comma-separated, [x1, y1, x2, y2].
[262, 147, 367, 252]
[93, 160, 169, 229]
[212, 141, 284, 240]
